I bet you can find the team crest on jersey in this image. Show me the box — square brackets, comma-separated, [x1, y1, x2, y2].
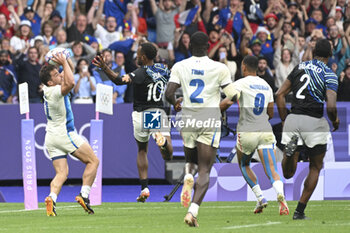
[143, 110, 161, 129]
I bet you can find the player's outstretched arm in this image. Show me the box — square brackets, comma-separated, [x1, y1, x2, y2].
[92, 55, 131, 85]
[276, 79, 292, 123]
[326, 89, 339, 131]
[220, 98, 234, 112]
[165, 82, 182, 112]
[52, 53, 75, 96]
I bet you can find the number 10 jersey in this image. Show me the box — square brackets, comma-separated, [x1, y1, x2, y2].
[287, 59, 338, 118]
[130, 63, 170, 112]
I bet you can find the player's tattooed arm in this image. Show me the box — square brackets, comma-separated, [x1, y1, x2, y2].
[93, 55, 130, 85]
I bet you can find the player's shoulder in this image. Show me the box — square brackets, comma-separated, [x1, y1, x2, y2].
[239, 76, 271, 90]
[43, 85, 61, 97]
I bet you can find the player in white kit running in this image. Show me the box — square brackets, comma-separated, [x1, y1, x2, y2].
[165, 32, 240, 227]
[39, 53, 99, 216]
[220, 56, 289, 216]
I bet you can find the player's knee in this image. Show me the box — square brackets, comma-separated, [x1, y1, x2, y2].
[91, 156, 99, 168]
[283, 170, 293, 179]
[57, 169, 68, 181]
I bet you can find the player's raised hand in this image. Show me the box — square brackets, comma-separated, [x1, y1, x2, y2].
[51, 52, 67, 66]
[93, 55, 107, 70]
[332, 118, 340, 132]
[122, 74, 131, 83]
[174, 97, 183, 112]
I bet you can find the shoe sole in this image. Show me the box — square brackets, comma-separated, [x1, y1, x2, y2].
[184, 214, 199, 227]
[75, 196, 94, 214]
[277, 195, 289, 215]
[136, 192, 150, 203]
[181, 177, 194, 208]
[45, 197, 56, 217]
[153, 132, 165, 147]
[254, 202, 268, 214]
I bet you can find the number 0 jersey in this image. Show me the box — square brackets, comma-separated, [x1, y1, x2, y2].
[287, 59, 338, 118]
[234, 76, 274, 132]
[169, 56, 232, 109]
[130, 63, 170, 112]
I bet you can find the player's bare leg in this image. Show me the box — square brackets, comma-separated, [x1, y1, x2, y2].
[72, 142, 100, 214]
[45, 158, 68, 216]
[282, 135, 300, 179]
[294, 151, 325, 220]
[185, 142, 216, 227]
[136, 140, 150, 202]
[154, 134, 173, 160]
[237, 148, 267, 214]
[181, 147, 198, 208]
[258, 148, 289, 215]
[282, 151, 300, 179]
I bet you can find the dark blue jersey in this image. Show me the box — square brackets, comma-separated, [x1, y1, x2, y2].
[130, 63, 170, 112]
[287, 59, 338, 118]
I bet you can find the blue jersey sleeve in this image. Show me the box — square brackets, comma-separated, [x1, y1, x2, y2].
[325, 72, 338, 92]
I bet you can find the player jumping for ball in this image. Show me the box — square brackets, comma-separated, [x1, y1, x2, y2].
[40, 53, 99, 216]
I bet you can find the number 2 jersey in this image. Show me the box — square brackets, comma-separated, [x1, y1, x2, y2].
[129, 63, 170, 112]
[169, 56, 232, 109]
[234, 76, 274, 132]
[287, 59, 338, 118]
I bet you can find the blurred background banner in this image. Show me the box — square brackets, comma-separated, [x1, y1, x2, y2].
[0, 104, 165, 180]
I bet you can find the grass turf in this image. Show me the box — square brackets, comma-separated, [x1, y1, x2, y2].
[0, 201, 349, 233]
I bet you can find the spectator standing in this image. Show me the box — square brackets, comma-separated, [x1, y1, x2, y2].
[66, 0, 94, 42]
[20, 5, 43, 36]
[0, 13, 14, 38]
[73, 58, 96, 104]
[274, 31, 300, 89]
[93, 49, 122, 104]
[338, 64, 350, 101]
[149, 0, 186, 47]
[257, 56, 276, 92]
[10, 20, 33, 54]
[114, 51, 127, 103]
[14, 46, 42, 103]
[0, 50, 16, 103]
[41, 21, 57, 48]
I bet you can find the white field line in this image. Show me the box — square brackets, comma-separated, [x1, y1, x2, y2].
[222, 221, 282, 230]
[0, 202, 348, 214]
[0, 205, 78, 214]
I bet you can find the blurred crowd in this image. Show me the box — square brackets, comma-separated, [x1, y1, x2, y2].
[1, 0, 350, 104]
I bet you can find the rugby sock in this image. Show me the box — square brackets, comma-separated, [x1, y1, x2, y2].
[140, 179, 148, 191]
[184, 173, 194, 182]
[80, 185, 91, 199]
[49, 192, 57, 203]
[252, 184, 264, 201]
[296, 202, 307, 214]
[272, 180, 284, 195]
[188, 203, 199, 218]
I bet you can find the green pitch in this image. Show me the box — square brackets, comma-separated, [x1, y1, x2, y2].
[0, 201, 349, 233]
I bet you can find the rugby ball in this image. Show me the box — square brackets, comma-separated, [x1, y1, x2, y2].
[45, 47, 70, 65]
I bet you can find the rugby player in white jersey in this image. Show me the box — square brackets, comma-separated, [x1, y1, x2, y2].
[165, 31, 240, 227]
[39, 53, 99, 216]
[220, 55, 289, 215]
